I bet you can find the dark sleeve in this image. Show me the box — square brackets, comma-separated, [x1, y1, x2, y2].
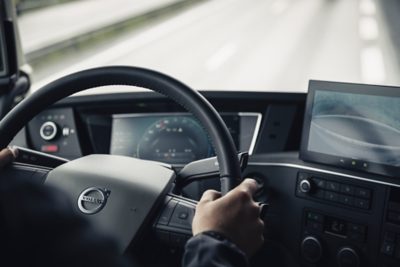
[182, 231, 249, 267]
[0, 176, 131, 267]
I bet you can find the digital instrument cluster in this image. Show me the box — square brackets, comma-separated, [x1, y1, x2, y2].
[110, 113, 261, 165]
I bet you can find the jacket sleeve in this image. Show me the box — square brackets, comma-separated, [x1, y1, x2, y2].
[182, 231, 249, 267]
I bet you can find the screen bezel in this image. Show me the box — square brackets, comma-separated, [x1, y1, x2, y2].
[300, 80, 400, 178]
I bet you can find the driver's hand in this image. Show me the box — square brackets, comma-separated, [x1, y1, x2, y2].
[192, 178, 264, 257]
[0, 147, 18, 169]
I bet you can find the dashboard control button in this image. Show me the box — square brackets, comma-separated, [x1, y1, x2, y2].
[301, 236, 322, 263]
[325, 191, 339, 202]
[354, 198, 370, 209]
[348, 224, 366, 234]
[381, 241, 395, 256]
[313, 178, 326, 189]
[337, 247, 360, 267]
[41, 144, 59, 153]
[158, 199, 178, 225]
[354, 187, 371, 199]
[327, 181, 340, 192]
[169, 202, 195, 230]
[340, 184, 355, 195]
[62, 127, 71, 136]
[298, 172, 308, 180]
[307, 212, 323, 223]
[299, 179, 312, 193]
[306, 221, 323, 233]
[178, 211, 189, 220]
[40, 121, 58, 141]
[339, 195, 354, 206]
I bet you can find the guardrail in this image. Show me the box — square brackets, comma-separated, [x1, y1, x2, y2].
[22, 0, 206, 65]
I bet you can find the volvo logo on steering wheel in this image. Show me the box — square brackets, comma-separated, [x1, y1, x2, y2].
[78, 187, 111, 214]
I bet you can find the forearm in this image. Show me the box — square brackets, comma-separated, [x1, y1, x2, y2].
[182, 232, 249, 267]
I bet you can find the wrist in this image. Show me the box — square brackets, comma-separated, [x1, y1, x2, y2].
[200, 230, 231, 242]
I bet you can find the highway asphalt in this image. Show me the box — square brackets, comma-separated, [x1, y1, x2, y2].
[27, 0, 400, 93]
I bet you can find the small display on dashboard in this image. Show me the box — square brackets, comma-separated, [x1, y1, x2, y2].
[300, 80, 400, 177]
[110, 113, 260, 165]
[111, 115, 214, 165]
[324, 216, 347, 237]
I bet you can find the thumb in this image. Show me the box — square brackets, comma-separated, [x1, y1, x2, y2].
[0, 148, 17, 169]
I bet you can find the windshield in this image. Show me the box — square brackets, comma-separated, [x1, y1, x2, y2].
[16, 0, 400, 93]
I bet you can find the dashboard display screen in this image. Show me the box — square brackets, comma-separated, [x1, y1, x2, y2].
[301, 81, 400, 177]
[110, 113, 261, 165]
[324, 216, 347, 236]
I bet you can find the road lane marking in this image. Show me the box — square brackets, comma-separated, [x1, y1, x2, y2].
[359, 16, 379, 41]
[271, 0, 289, 15]
[360, 46, 386, 83]
[205, 43, 238, 71]
[359, 0, 376, 16]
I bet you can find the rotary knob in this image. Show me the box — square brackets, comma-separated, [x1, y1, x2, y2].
[299, 179, 312, 193]
[40, 121, 58, 141]
[337, 247, 360, 267]
[301, 236, 322, 263]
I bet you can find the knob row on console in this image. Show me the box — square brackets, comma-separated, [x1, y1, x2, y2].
[301, 236, 360, 267]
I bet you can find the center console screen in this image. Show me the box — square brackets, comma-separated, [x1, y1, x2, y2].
[300, 80, 400, 177]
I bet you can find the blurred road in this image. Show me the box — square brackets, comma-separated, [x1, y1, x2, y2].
[29, 0, 400, 93]
[19, 0, 185, 55]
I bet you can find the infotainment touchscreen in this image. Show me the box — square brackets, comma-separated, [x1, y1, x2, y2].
[300, 80, 400, 177]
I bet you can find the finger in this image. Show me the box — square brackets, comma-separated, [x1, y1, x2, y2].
[0, 148, 17, 168]
[236, 178, 260, 196]
[199, 189, 221, 203]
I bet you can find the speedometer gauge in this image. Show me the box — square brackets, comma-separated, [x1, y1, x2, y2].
[137, 117, 210, 164]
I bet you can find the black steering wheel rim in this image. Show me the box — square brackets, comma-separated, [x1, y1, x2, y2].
[0, 66, 240, 193]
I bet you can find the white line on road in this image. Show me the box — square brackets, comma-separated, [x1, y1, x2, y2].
[360, 46, 386, 83]
[205, 43, 238, 72]
[359, 16, 379, 41]
[271, 0, 289, 15]
[359, 0, 376, 16]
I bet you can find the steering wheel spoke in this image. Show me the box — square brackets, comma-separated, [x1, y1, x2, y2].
[2, 162, 50, 184]
[154, 194, 196, 247]
[14, 146, 69, 168]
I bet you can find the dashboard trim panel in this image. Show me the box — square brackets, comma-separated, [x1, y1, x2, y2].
[248, 162, 400, 188]
[238, 112, 262, 155]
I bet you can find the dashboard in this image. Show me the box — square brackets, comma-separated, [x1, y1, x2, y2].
[13, 88, 400, 267]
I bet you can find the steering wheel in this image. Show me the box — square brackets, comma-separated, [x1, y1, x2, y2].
[0, 66, 242, 251]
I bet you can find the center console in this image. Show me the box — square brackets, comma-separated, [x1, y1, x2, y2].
[246, 81, 400, 267]
[297, 81, 400, 267]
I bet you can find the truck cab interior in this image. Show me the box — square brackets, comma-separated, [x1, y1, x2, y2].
[1, 0, 400, 266]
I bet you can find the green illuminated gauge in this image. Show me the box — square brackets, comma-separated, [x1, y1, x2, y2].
[137, 116, 210, 165]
